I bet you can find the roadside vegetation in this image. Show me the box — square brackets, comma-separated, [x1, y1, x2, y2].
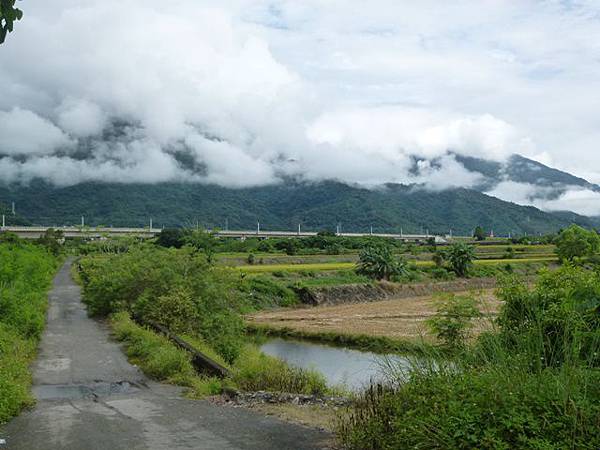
[77, 245, 332, 397]
[337, 264, 600, 449]
[0, 236, 58, 423]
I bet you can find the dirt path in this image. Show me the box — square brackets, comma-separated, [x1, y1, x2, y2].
[248, 289, 500, 341]
[1, 260, 331, 450]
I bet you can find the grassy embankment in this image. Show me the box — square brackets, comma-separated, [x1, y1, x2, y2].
[77, 246, 340, 397]
[336, 266, 600, 449]
[0, 241, 58, 423]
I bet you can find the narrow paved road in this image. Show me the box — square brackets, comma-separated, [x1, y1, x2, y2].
[1, 260, 331, 450]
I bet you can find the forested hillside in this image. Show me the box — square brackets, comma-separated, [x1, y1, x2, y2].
[0, 180, 593, 235]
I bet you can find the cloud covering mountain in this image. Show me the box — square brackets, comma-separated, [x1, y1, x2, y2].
[1, 1, 600, 215]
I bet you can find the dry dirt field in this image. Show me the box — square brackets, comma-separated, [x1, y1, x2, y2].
[247, 290, 501, 342]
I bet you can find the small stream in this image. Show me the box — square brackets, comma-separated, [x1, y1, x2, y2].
[260, 338, 412, 391]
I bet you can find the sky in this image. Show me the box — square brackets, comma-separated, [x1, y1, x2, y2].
[1, 0, 600, 214]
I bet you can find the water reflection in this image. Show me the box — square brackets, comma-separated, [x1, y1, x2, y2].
[260, 338, 411, 391]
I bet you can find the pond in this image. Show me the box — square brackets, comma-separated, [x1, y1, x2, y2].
[260, 338, 412, 391]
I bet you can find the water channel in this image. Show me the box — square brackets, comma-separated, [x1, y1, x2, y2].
[260, 338, 412, 391]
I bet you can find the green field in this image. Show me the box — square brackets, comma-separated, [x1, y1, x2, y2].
[236, 256, 558, 273]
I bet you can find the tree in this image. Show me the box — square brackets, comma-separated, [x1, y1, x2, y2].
[185, 229, 218, 264]
[555, 225, 600, 262]
[473, 226, 487, 241]
[37, 228, 64, 256]
[356, 244, 408, 281]
[0, 0, 23, 44]
[155, 228, 186, 248]
[446, 243, 475, 277]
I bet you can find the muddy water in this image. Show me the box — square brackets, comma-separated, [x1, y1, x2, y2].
[260, 338, 412, 391]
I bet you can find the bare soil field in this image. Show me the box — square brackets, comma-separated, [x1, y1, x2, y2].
[247, 290, 500, 342]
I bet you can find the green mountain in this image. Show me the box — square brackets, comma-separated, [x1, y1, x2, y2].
[0, 180, 592, 236]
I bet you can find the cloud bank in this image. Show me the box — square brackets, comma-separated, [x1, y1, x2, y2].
[0, 0, 599, 215]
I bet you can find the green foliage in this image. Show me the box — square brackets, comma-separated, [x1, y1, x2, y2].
[1, 179, 584, 236]
[0, 0, 23, 44]
[555, 225, 600, 262]
[184, 230, 218, 264]
[427, 266, 456, 281]
[155, 228, 186, 248]
[427, 295, 481, 349]
[337, 264, 600, 449]
[497, 266, 600, 367]
[473, 225, 487, 241]
[79, 247, 245, 363]
[0, 242, 57, 423]
[237, 277, 298, 310]
[339, 367, 600, 450]
[231, 345, 328, 395]
[356, 245, 408, 281]
[111, 313, 330, 397]
[432, 250, 445, 267]
[446, 242, 475, 277]
[37, 228, 64, 256]
[111, 312, 196, 381]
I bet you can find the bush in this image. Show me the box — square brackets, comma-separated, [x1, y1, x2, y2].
[356, 245, 408, 281]
[555, 225, 600, 262]
[80, 247, 246, 363]
[337, 264, 600, 449]
[427, 295, 481, 349]
[237, 277, 298, 310]
[428, 267, 455, 281]
[0, 243, 57, 423]
[445, 243, 475, 277]
[339, 366, 600, 450]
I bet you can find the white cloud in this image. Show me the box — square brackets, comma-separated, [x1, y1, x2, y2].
[0, 0, 600, 214]
[0, 108, 72, 155]
[486, 181, 600, 217]
[56, 99, 107, 137]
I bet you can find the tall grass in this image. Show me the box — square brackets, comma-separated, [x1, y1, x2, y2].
[0, 240, 58, 423]
[337, 265, 600, 449]
[110, 312, 330, 397]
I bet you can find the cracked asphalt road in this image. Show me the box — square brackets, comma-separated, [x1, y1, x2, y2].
[1, 259, 332, 450]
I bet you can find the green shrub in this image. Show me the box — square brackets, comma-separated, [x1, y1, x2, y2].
[337, 264, 600, 449]
[428, 267, 455, 280]
[237, 277, 298, 310]
[339, 365, 600, 450]
[80, 248, 246, 363]
[0, 242, 57, 423]
[427, 295, 481, 349]
[356, 244, 408, 281]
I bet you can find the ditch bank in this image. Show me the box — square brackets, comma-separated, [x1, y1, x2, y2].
[295, 278, 498, 306]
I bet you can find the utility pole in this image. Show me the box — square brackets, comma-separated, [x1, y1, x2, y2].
[370, 225, 373, 236]
[257, 221, 260, 234]
[298, 223, 301, 235]
[150, 218, 153, 230]
[81, 216, 85, 227]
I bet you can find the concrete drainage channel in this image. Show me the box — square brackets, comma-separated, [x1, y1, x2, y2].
[32, 380, 144, 401]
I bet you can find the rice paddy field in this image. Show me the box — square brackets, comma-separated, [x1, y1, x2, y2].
[247, 289, 500, 342]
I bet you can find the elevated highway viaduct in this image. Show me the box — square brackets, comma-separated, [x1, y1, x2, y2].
[1, 226, 447, 243]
